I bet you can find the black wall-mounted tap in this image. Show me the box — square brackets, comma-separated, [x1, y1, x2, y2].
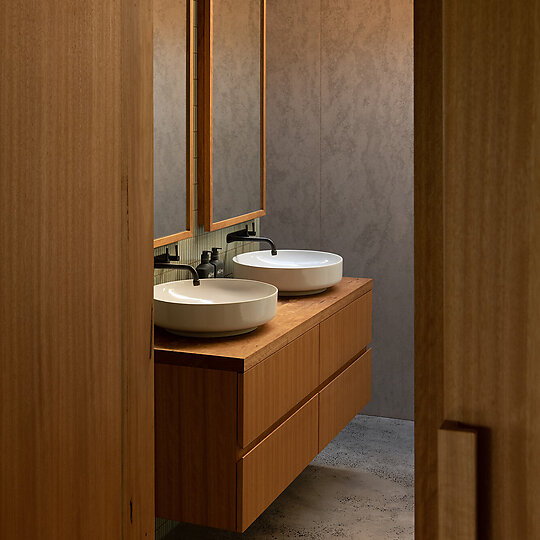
[153, 245, 180, 263]
[226, 223, 278, 255]
[154, 245, 200, 286]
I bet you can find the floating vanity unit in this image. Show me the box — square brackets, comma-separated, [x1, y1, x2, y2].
[154, 277, 373, 532]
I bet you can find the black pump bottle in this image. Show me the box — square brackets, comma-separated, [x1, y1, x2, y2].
[196, 251, 215, 279]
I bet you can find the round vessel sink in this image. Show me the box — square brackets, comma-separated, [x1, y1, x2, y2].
[154, 278, 278, 337]
[233, 250, 343, 295]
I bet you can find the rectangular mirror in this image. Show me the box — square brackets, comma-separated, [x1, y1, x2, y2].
[198, 0, 266, 231]
[153, 0, 193, 247]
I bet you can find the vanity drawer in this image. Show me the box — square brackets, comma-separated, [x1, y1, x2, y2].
[319, 348, 371, 452]
[237, 395, 319, 532]
[239, 327, 319, 447]
[319, 291, 372, 382]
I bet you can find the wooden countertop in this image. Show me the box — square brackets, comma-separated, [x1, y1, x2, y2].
[154, 277, 373, 373]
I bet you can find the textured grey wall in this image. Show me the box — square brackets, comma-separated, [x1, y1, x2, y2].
[265, 0, 413, 420]
[154, 0, 188, 240]
[265, 0, 321, 250]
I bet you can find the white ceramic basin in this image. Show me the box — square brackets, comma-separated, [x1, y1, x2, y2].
[233, 250, 343, 295]
[154, 278, 278, 337]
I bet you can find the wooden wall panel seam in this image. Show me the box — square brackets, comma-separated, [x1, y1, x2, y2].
[121, 0, 154, 536]
[414, 1, 445, 538]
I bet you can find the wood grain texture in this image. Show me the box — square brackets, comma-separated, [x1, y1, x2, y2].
[0, 1, 153, 538]
[239, 326, 319, 447]
[319, 291, 372, 382]
[197, 0, 266, 231]
[121, 0, 155, 536]
[237, 395, 319, 532]
[438, 423, 478, 540]
[414, 2, 445, 537]
[197, 0, 211, 228]
[155, 277, 372, 371]
[318, 349, 371, 452]
[528, 6, 540, 532]
[155, 363, 238, 531]
[443, 3, 539, 537]
[415, 1, 540, 538]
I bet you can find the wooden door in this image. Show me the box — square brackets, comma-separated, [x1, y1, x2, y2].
[0, 1, 154, 539]
[415, 1, 540, 538]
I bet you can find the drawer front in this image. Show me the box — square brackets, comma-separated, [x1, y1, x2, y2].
[237, 395, 319, 532]
[319, 291, 372, 382]
[318, 348, 371, 452]
[239, 326, 319, 447]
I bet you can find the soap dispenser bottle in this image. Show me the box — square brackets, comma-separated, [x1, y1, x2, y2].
[196, 251, 215, 279]
[210, 247, 224, 278]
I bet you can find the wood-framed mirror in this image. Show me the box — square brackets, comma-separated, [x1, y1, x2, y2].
[198, 0, 266, 231]
[153, 0, 194, 248]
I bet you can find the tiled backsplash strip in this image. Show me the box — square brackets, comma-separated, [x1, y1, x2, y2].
[153, 218, 260, 284]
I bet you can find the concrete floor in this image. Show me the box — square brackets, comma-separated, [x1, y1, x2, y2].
[161, 415, 414, 540]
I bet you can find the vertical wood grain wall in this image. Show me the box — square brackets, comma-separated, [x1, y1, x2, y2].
[415, 0, 540, 538]
[0, 1, 154, 538]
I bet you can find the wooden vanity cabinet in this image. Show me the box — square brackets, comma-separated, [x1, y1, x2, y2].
[154, 277, 373, 532]
[238, 395, 320, 531]
[239, 326, 320, 447]
[319, 349, 372, 452]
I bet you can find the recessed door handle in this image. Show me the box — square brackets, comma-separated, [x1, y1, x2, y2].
[438, 420, 478, 540]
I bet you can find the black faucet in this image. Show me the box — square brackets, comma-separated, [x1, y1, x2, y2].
[226, 223, 278, 255]
[154, 245, 200, 286]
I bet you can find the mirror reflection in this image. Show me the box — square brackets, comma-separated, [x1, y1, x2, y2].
[154, 0, 192, 245]
[198, 0, 265, 231]
[211, 0, 263, 224]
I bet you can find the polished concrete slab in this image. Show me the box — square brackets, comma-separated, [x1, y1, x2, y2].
[160, 414, 414, 540]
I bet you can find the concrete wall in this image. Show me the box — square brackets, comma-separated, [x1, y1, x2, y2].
[265, 0, 414, 420]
